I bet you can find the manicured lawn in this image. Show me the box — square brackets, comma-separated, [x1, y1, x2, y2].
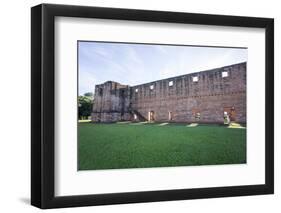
[78, 122, 246, 170]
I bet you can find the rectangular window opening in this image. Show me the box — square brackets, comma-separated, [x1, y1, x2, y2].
[192, 76, 198, 82]
[222, 71, 228, 78]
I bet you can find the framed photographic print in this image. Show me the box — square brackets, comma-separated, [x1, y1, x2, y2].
[31, 3, 274, 209]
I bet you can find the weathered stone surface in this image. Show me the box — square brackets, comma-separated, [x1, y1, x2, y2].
[91, 62, 246, 124]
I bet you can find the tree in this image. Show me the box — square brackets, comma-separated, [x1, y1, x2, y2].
[84, 92, 93, 97]
[78, 95, 93, 120]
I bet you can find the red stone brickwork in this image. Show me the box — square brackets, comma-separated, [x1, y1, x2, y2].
[91, 62, 246, 124]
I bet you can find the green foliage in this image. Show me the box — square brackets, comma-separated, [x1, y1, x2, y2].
[78, 95, 93, 120]
[84, 92, 93, 97]
[78, 123, 246, 170]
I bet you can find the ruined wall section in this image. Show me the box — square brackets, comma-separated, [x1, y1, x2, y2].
[91, 81, 132, 122]
[130, 62, 246, 123]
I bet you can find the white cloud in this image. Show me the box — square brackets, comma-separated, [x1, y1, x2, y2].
[79, 42, 247, 95]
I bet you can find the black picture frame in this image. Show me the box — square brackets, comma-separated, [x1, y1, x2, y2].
[31, 3, 274, 209]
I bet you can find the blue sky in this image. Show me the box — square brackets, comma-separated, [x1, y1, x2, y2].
[78, 41, 247, 95]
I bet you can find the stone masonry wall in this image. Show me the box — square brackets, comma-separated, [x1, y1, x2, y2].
[91, 81, 132, 122]
[91, 62, 246, 123]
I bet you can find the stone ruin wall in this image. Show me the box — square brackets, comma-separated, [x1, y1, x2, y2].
[91, 62, 246, 123]
[91, 81, 132, 122]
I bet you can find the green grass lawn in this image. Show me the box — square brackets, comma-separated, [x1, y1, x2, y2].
[78, 122, 246, 170]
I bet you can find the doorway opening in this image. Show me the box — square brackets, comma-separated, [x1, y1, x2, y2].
[148, 111, 155, 121]
[168, 111, 173, 121]
[223, 107, 236, 123]
[192, 108, 201, 121]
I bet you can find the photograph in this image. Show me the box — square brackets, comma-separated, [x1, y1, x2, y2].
[30, 3, 274, 209]
[78, 41, 247, 170]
